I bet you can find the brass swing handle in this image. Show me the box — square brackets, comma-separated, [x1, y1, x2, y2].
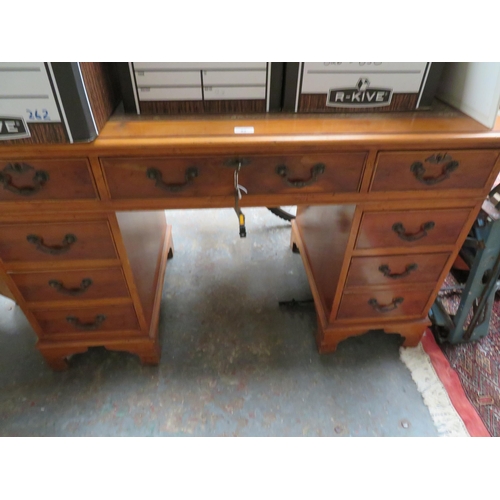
[0, 162, 49, 196]
[392, 221, 435, 242]
[66, 314, 106, 331]
[276, 163, 325, 188]
[26, 234, 77, 255]
[410, 158, 459, 186]
[146, 167, 198, 192]
[378, 263, 418, 279]
[49, 278, 93, 296]
[368, 297, 404, 313]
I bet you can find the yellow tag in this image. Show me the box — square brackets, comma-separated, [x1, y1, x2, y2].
[239, 214, 245, 225]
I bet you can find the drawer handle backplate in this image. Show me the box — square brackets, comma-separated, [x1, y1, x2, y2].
[0, 162, 49, 196]
[368, 297, 404, 313]
[26, 233, 77, 255]
[276, 163, 325, 188]
[146, 166, 198, 193]
[410, 153, 459, 186]
[392, 221, 435, 242]
[49, 278, 93, 296]
[379, 263, 418, 279]
[66, 314, 106, 331]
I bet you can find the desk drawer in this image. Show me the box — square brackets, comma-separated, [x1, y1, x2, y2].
[10, 268, 130, 304]
[345, 253, 450, 288]
[370, 150, 499, 192]
[101, 152, 366, 199]
[0, 159, 98, 201]
[32, 304, 140, 336]
[355, 208, 472, 250]
[0, 221, 118, 264]
[337, 288, 432, 320]
[238, 153, 365, 195]
[101, 157, 234, 199]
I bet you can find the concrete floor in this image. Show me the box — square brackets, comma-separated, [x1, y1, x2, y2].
[0, 208, 439, 436]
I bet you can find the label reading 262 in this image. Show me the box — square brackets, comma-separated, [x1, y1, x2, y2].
[26, 109, 51, 121]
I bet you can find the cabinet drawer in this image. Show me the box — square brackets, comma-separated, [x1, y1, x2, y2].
[101, 152, 366, 199]
[101, 157, 234, 199]
[10, 268, 130, 304]
[371, 150, 499, 192]
[238, 153, 366, 195]
[355, 208, 472, 250]
[0, 221, 118, 264]
[32, 304, 140, 336]
[0, 159, 98, 201]
[345, 253, 450, 288]
[337, 289, 432, 320]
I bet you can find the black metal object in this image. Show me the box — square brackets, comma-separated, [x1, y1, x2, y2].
[368, 297, 404, 313]
[0, 162, 49, 196]
[66, 314, 106, 331]
[392, 221, 435, 241]
[379, 263, 418, 279]
[26, 234, 77, 255]
[410, 153, 459, 186]
[267, 207, 296, 222]
[276, 163, 325, 188]
[146, 167, 198, 192]
[223, 158, 251, 168]
[48, 278, 92, 296]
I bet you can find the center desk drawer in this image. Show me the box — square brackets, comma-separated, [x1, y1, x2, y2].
[100, 153, 366, 199]
[10, 268, 130, 304]
[0, 158, 98, 201]
[355, 208, 472, 250]
[238, 153, 366, 194]
[370, 150, 499, 192]
[101, 157, 235, 199]
[0, 221, 118, 264]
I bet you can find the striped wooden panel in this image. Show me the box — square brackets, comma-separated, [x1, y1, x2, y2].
[139, 101, 205, 115]
[0, 123, 68, 145]
[79, 62, 119, 132]
[203, 99, 267, 114]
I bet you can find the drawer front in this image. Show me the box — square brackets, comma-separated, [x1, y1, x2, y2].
[101, 152, 366, 199]
[238, 153, 366, 195]
[355, 208, 472, 250]
[337, 289, 432, 320]
[32, 304, 140, 336]
[0, 221, 117, 263]
[10, 268, 130, 303]
[101, 157, 235, 199]
[0, 159, 98, 201]
[371, 150, 499, 192]
[345, 253, 451, 288]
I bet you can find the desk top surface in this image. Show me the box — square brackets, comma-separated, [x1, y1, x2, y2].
[3, 101, 500, 154]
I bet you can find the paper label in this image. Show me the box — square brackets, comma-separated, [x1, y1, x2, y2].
[234, 127, 254, 134]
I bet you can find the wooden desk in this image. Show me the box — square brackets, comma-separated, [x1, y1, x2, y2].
[1, 106, 500, 370]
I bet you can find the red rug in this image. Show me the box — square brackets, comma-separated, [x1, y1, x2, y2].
[431, 275, 500, 437]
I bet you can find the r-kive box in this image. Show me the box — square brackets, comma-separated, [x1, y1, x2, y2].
[0, 62, 118, 144]
[116, 62, 284, 115]
[282, 62, 445, 113]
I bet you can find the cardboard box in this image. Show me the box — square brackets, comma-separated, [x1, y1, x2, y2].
[116, 62, 284, 114]
[282, 62, 445, 113]
[0, 62, 118, 144]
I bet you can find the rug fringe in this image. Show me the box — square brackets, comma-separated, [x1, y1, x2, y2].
[400, 343, 470, 437]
